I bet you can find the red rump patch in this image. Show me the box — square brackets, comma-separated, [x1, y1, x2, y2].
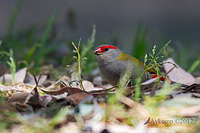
[152, 74, 172, 82]
[100, 45, 117, 52]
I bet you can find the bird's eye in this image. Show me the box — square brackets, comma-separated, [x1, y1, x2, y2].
[104, 48, 109, 51]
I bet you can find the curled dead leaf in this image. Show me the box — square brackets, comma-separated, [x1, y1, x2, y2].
[40, 86, 83, 96]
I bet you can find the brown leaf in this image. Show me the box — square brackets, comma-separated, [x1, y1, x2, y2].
[40, 86, 83, 96]
[0, 101, 17, 112]
[67, 91, 91, 105]
[8, 93, 30, 103]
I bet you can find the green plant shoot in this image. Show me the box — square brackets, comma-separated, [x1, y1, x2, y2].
[72, 42, 85, 91]
[135, 40, 171, 102]
[6, 49, 16, 85]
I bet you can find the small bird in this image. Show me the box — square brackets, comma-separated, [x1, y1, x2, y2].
[94, 44, 156, 86]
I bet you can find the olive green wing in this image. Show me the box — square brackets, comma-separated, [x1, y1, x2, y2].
[117, 52, 156, 74]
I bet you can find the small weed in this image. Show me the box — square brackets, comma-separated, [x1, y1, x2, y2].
[135, 40, 171, 102]
[25, 43, 40, 64]
[0, 45, 16, 84]
[67, 26, 96, 90]
[7, 56, 16, 85]
[71, 41, 85, 91]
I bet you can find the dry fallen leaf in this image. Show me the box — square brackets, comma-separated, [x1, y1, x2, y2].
[0, 83, 32, 93]
[182, 83, 200, 93]
[195, 77, 200, 83]
[0, 100, 17, 112]
[0, 84, 11, 91]
[8, 93, 30, 103]
[14, 68, 27, 83]
[0, 67, 27, 85]
[163, 58, 196, 85]
[40, 86, 83, 96]
[25, 73, 47, 86]
[67, 92, 91, 105]
[82, 80, 95, 92]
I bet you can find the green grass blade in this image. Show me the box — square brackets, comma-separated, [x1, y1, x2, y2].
[188, 58, 200, 73]
[132, 22, 148, 60]
[35, 11, 56, 67]
[25, 43, 40, 63]
[6, 1, 21, 40]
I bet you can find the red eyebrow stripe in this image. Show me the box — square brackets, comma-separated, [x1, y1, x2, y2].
[101, 45, 117, 52]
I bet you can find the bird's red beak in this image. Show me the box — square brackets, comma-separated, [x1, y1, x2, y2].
[93, 47, 102, 55]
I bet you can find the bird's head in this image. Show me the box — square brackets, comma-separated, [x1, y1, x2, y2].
[93, 44, 121, 62]
[93, 45, 117, 55]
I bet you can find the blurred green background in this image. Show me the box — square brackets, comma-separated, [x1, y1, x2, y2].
[0, 0, 200, 73]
